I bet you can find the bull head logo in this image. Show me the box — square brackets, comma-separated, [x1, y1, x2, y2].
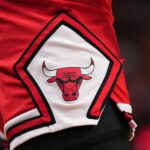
[42, 58, 95, 101]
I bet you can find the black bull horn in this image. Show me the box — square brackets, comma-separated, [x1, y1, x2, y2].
[42, 58, 95, 77]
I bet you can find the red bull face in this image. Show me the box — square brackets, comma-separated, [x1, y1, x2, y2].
[42, 58, 95, 101]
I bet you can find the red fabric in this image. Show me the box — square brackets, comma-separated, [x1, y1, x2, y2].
[111, 68, 130, 105]
[0, 0, 133, 146]
[0, 112, 3, 133]
[2, 140, 9, 149]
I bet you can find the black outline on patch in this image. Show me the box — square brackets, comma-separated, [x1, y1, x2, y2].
[10, 13, 122, 143]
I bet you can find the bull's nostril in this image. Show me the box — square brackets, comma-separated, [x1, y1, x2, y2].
[72, 93, 76, 96]
[64, 94, 69, 97]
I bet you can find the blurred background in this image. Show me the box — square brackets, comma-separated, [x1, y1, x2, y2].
[113, 0, 150, 150]
[0, 0, 149, 149]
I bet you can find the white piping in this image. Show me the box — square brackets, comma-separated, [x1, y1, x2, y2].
[4, 109, 40, 134]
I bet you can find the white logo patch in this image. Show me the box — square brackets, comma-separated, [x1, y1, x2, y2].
[26, 24, 110, 129]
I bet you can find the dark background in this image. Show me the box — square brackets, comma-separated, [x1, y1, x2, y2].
[0, 0, 150, 149]
[113, 0, 150, 149]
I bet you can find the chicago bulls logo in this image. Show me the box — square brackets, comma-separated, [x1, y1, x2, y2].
[12, 14, 121, 146]
[42, 58, 95, 101]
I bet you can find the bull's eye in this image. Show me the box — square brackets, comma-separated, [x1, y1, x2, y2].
[72, 93, 76, 96]
[64, 93, 69, 97]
